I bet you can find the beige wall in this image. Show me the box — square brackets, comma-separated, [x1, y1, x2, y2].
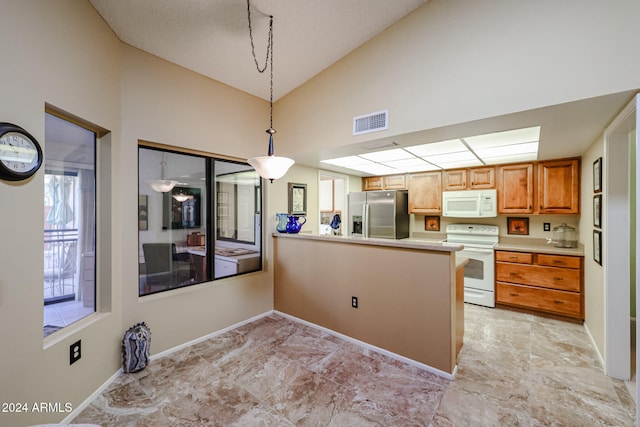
[0, 2, 123, 426]
[276, 0, 640, 157]
[580, 137, 606, 356]
[274, 236, 457, 374]
[119, 45, 274, 356]
[0, 2, 273, 426]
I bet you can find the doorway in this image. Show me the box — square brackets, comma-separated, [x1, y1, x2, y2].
[318, 171, 348, 236]
[603, 94, 638, 420]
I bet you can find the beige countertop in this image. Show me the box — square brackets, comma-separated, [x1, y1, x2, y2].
[272, 232, 463, 253]
[495, 237, 585, 256]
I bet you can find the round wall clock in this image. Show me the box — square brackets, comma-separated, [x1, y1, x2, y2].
[0, 122, 43, 181]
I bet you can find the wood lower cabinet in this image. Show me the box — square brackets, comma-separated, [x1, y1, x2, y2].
[496, 250, 584, 320]
[408, 171, 442, 214]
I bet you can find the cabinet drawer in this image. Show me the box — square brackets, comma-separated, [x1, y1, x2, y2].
[496, 263, 580, 292]
[495, 251, 532, 264]
[496, 283, 581, 317]
[536, 254, 581, 269]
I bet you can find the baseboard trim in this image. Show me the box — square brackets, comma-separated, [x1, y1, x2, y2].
[63, 368, 122, 423]
[66, 310, 274, 423]
[583, 321, 606, 371]
[274, 310, 455, 381]
[151, 310, 274, 361]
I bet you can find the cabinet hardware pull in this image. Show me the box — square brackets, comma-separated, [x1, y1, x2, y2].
[553, 300, 564, 304]
[553, 277, 563, 281]
[510, 293, 518, 296]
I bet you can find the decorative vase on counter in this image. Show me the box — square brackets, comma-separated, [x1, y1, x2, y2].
[286, 215, 306, 233]
[275, 213, 289, 233]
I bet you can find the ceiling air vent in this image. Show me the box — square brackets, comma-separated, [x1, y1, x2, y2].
[353, 109, 389, 135]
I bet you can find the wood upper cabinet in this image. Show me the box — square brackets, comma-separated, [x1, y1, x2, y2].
[408, 171, 442, 214]
[469, 167, 495, 189]
[538, 159, 580, 214]
[443, 169, 467, 191]
[443, 167, 495, 191]
[497, 163, 534, 214]
[363, 174, 407, 191]
[363, 176, 384, 191]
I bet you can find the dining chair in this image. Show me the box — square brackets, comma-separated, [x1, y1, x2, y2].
[141, 243, 194, 294]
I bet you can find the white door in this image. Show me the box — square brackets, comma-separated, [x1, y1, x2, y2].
[236, 184, 255, 242]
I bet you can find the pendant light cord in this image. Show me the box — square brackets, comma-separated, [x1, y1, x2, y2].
[247, 0, 274, 129]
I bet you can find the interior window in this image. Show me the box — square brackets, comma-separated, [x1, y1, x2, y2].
[43, 113, 96, 337]
[138, 147, 262, 296]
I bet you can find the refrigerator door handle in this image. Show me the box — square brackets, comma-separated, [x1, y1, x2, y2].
[364, 204, 370, 238]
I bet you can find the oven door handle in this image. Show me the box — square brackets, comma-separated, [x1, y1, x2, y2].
[461, 247, 494, 254]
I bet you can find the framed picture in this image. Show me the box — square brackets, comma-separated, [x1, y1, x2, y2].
[507, 217, 529, 235]
[288, 182, 307, 215]
[138, 194, 148, 231]
[424, 216, 440, 231]
[593, 194, 602, 228]
[593, 230, 602, 265]
[593, 157, 602, 193]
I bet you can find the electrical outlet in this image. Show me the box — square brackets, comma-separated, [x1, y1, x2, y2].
[544, 222, 551, 232]
[70, 340, 81, 365]
[352, 296, 358, 308]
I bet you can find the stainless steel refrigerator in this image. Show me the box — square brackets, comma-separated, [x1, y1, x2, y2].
[348, 190, 409, 239]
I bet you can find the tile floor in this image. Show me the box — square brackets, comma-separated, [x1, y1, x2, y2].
[72, 304, 636, 426]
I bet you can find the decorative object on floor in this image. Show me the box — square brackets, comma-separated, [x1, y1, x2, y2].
[507, 217, 529, 235]
[275, 213, 288, 232]
[424, 215, 440, 231]
[288, 182, 307, 215]
[122, 322, 151, 373]
[245, 0, 294, 182]
[286, 215, 306, 233]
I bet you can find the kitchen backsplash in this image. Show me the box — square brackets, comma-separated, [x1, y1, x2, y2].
[410, 214, 580, 241]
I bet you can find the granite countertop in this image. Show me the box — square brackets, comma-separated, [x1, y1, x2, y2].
[495, 237, 585, 256]
[272, 232, 463, 253]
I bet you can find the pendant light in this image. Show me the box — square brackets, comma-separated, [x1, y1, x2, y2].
[172, 189, 193, 203]
[246, 1, 294, 183]
[148, 153, 178, 193]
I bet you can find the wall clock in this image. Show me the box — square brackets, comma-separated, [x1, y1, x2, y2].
[0, 122, 43, 181]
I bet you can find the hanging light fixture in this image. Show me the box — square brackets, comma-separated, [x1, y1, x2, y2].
[148, 153, 178, 193]
[246, 0, 294, 183]
[172, 188, 193, 203]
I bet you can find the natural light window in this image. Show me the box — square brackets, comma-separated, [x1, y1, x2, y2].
[43, 113, 96, 337]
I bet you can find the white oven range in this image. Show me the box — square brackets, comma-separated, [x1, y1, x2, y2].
[445, 224, 499, 308]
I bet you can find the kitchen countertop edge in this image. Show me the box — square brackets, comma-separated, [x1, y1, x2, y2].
[495, 238, 585, 256]
[272, 232, 463, 253]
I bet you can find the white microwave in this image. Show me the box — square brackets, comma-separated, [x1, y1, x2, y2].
[442, 189, 498, 218]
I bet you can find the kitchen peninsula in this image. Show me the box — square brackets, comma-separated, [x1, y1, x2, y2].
[273, 233, 465, 377]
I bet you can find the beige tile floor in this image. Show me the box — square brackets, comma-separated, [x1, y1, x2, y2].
[73, 304, 636, 426]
